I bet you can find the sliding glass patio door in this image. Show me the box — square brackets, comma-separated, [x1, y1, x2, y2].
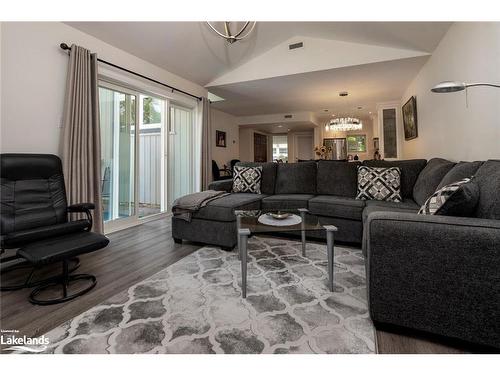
[138, 95, 166, 218]
[99, 81, 181, 232]
[99, 85, 137, 223]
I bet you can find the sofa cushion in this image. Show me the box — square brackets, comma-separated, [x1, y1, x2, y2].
[309, 195, 366, 221]
[363, 159, 427, 199]
[362, 204, 418, 223]
[275, 162, 317, 195]
[193, 193, 267, 222]
[365, 198, 420, 211]
[236, 162, 277, 195]
[473, 159, 500, 220]
[261, 194, 314, 210]
[362, 199, 419, 223]
[437, 161, 483, 189]
[418, 177, 480, 217]
[413, 158, 456, 206]
[317, 160, 361, 197]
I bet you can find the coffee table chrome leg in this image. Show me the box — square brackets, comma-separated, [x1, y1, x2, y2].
[324, 225, 338, 292]
[238, 228, 251, 298]
[236, 213, 242, 260]
[298, 208, 308, 257]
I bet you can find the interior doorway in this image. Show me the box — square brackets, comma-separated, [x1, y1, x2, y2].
[272, 135, 288, 162]
[295, 133, 314, 161]
[253, 133, 268, 162]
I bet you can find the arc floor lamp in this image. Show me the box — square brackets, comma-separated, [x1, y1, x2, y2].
[431, 81, 500, 93]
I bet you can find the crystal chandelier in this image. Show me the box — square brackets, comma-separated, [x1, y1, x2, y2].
[206, 22, 256, 44]
[325, 117, 363, 132]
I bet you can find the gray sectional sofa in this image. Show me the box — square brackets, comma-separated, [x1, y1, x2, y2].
[172, 158, 500, 348]
[173, 158, 452, 247]
[365, 159, 500, 349]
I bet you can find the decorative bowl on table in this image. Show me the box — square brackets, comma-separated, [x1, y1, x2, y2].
[266, 212, 290, 220]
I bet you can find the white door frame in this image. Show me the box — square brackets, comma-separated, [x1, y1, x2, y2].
[377, 101, 402, 160]
[167, 102, 196, 211]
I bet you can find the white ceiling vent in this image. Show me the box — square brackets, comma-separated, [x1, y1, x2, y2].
[288, 42, 303, 50]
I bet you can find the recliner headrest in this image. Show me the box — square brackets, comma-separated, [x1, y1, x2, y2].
[0, 153, 63, 181]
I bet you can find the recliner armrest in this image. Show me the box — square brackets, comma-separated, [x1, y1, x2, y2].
[68, 203, 95, 212]
[67, 203, 95, 231]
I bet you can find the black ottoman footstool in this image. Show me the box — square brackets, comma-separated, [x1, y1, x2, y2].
[17, 231, 109, 305]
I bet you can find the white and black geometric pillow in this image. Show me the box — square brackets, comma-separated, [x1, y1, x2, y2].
[418, 177, 479, 216]
[356, 166, 402, 202]
[232, 166, 263, 194]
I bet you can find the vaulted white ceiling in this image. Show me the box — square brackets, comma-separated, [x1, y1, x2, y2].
[207, 35, 429, 87]
[66, 22, 451, 117]
[67, 22, 450, 85]
[209, 56, 430, 117]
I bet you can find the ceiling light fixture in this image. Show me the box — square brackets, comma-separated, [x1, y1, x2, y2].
[324, 90, 362, 132]
[206, 22, 256, 44]
[325, 117, 363, 132]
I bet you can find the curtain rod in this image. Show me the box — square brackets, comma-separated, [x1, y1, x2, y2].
[60, 43, 203, 101]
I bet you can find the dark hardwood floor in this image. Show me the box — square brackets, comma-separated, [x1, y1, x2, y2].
[0, 218, 475, 354]
[376, 329, 467, 354]
[0, 219, 199, 340]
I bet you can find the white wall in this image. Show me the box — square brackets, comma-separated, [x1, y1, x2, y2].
[400, 22, 500, 161]
[238, 128, 253, 162]
[211, 108, 239, 168]
[0, 22, 207, 154]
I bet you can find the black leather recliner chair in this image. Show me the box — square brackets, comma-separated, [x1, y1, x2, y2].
[0, 154, 109, 305]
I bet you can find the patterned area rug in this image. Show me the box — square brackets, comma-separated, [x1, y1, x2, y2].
[40, 237, 375, 354]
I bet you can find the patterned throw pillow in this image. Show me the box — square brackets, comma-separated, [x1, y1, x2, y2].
[418, 177, 479, 216]
[356, 166, 402, 202]
[232, 166, 263, 194]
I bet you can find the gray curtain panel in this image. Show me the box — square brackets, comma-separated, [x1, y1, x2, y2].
[201, 97, 213, 190]
[61, 44, 104, 234]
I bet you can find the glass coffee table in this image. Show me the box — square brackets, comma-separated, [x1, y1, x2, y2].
[234, 208, 337, 298]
